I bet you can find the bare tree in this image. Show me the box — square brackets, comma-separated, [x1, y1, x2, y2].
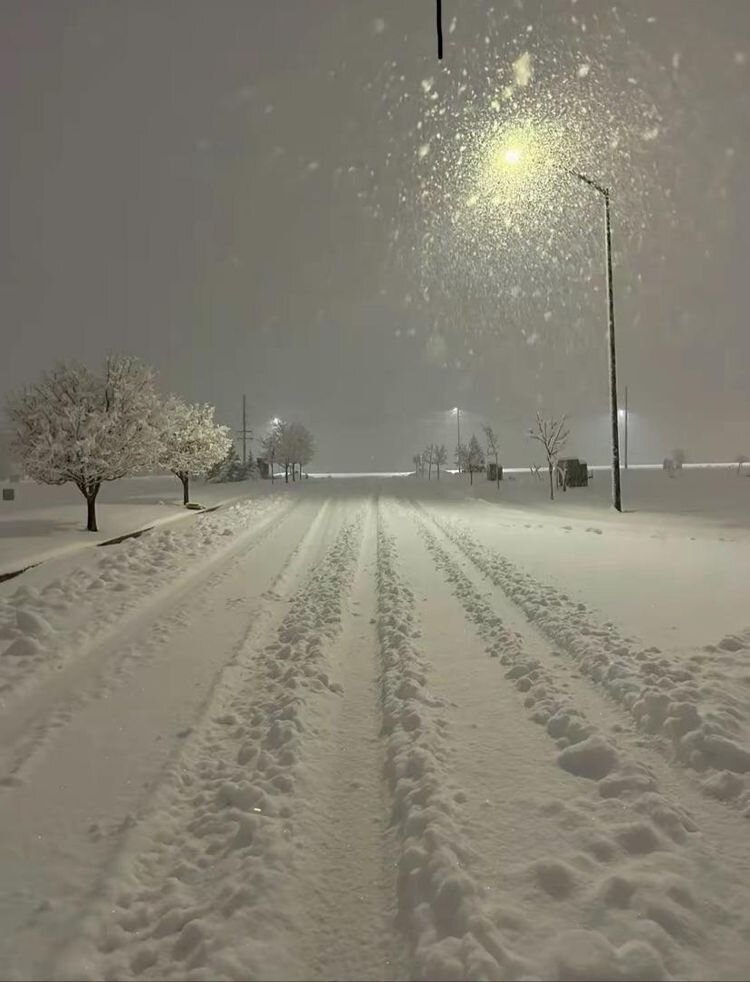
[455, 442, 468, 475]
[528, 411, 570, 501]
[434, 443, 447, 480]
[425, 444, 435, 480]
[466, 434, 485, 486]
[261, 423, 282, 482]
[412, 452, 422, 477]
[482, 424, 501, 489]
[736, 453, 748, 475]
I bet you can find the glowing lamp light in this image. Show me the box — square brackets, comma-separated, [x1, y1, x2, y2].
[503, 147, 522, 166]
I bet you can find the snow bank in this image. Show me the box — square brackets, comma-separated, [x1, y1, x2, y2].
[0, 496, 286, 702]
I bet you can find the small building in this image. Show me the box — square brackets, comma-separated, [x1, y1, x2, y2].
[487, 462, 503, 482]
[256, 457, 270, 479]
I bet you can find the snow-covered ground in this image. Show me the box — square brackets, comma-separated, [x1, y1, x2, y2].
[0, 475, 278, 575]
[0, 472, 749, 980]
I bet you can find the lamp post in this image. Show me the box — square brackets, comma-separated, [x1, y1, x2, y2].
[566, 170, 622, 511]
[480, 136, 623, 511]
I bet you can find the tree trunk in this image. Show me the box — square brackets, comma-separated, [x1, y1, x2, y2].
[271, 463, 275, 482]
[470, 467, 474, 486]
[437, 463, 440, 481]
[85, 484, 101, 532]
[285, 464, 289, 484]
[496, 455, 500, 489]
[548, 463, 554, 500]
[180, 472, 190, 505]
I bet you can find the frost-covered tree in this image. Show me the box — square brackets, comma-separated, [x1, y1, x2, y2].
[434, 444, 447, 480]
[269, 420, 314, 483]
[207, 444, 253, 484]
[260, 422, 282, 482]
[292, 423, 315, 479]
[466, 434, 485, 486]
[159, 398, 231, 505]
[482, 424, 501, 489]
[7, 356, 161, 532]
[529, 411, 569, 501]
[275, 421, 294, 483]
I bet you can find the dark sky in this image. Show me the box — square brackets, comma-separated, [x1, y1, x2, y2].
[2, 1, 749, 468]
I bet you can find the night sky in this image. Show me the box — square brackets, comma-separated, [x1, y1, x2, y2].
[2, 1, 749, 469]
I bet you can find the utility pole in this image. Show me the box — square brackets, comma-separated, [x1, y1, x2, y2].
[624, 385, 628, 470]
[603, 189, 623, 511]
[237, 394, 252, 466]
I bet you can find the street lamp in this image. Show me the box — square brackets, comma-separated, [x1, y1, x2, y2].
[497, 143, 623, 511]
[566, 168, 622, 511]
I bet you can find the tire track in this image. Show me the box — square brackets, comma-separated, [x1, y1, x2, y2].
[285, 497, 408, 980]
[49, 504, 365, 981]
[397, 498, 750, 980]
[419, 504, 750, 814]
[374, 501, 533, 981]
[0, 496, 306, 787]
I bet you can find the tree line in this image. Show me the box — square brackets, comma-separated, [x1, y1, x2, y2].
[5, 355, 315, 532]
[413, 424, 502, 487]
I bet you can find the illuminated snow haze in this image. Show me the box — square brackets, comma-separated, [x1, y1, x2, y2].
[2, 1, 749, 468]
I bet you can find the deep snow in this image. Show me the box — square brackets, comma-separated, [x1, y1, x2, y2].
[0, 475, 276, 575]
[0, 473, 748, 980]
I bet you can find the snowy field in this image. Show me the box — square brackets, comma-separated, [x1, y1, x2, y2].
[0, 476, 279, 576]
[0, 472, 749, 981]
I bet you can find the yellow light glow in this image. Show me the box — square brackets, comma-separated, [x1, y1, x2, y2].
[504, 147, 522, 166]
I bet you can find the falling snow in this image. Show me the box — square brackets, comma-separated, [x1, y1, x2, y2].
[513, 51, 534, 88]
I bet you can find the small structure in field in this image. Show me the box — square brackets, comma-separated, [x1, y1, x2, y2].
[487, 462, 503, 482]
[556, 458, 589, 489]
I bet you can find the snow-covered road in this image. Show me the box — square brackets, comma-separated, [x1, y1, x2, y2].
[1, 478, 749, 980]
